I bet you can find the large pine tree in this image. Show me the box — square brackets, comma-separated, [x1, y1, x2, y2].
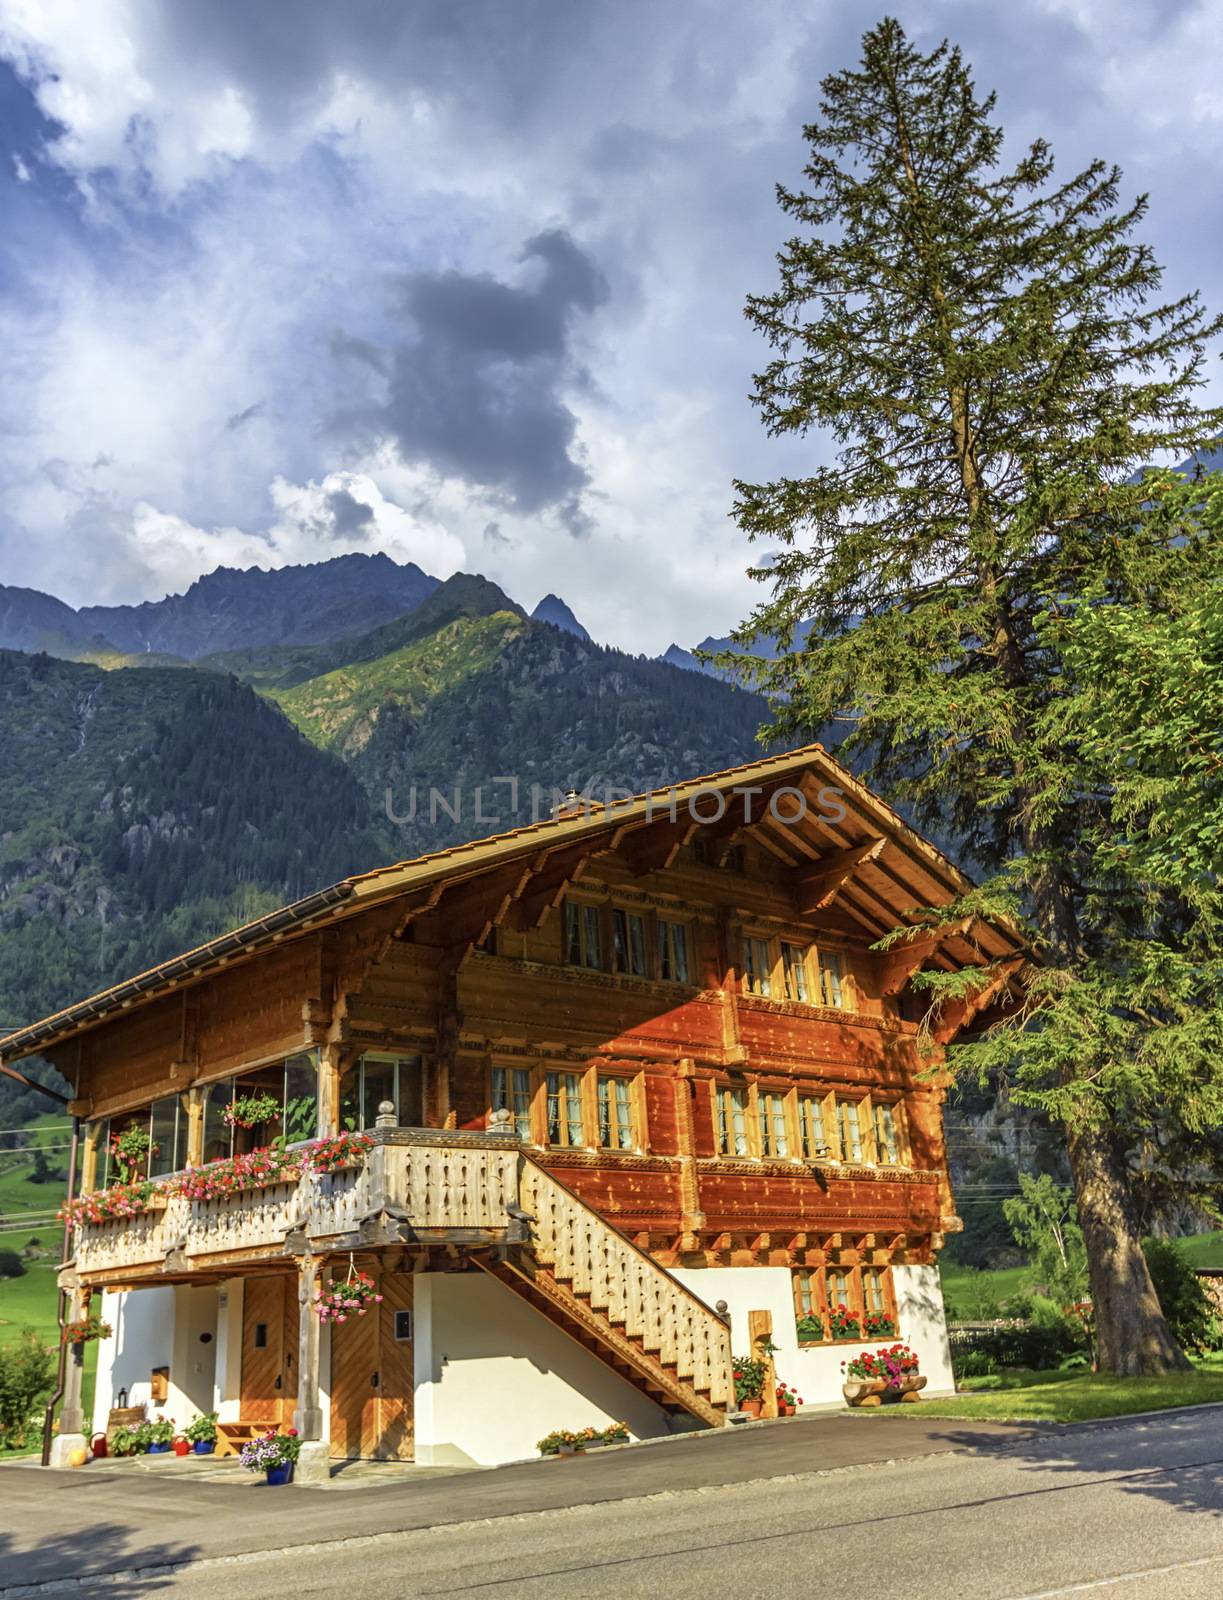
[730, 18, 1223, 1372]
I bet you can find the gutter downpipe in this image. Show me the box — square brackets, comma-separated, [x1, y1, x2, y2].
[41, 1115, 80, 1468]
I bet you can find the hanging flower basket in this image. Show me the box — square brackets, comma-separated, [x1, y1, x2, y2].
[62, 1313, 112, 1344]
[315, 1264, 382, 1324]
[223, 1092, 282, 1130]
[108, 1127, 157, 1184]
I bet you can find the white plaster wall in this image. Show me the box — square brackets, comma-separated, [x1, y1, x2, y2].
[892, 1263, 955, 1395]
[167, 1286, 219, 1423]
[671, 1262, 956, 1407]
[414, 1272, 671, 1466]
[90, 1286, 175, 1430]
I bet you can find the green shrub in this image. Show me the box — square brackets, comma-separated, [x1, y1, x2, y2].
[0, 1249, 27, 1279]
[1143, 1238, 1223, 1354]
[0, 1330, 55, 1448]
[953, 1347, 998, 1379]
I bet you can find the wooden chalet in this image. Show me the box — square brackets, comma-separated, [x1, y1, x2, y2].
[0, 744, 1022, 1471]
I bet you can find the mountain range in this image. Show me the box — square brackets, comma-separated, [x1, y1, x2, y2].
[0, 557, 772, 1116]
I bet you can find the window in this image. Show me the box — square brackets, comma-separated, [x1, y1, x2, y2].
[491, 1066, 533, 1141]
[611, 909, 648, 977]
[340, 1053, 423, 1133]
[792, 1268, 824, 1342]
[200, 1051, 322, 1160]
[757, 1090, 790, 1158]
[817, 949, 846, 1008]
[597, 1074, 636, 1150]
[873, 1101, 901, 1165]
[546, 1071, 585, 1148]
[714, 1085, 750, 1156]
[659, 919, 691, 984]
[781, 942, 809, 1002]
[742, 936, 773, 996]
[837, 1098, 864, 1163]
[97, 1098, 189, 1185]
[863, 1267, 888, 1315]
[797, 1094, 831, 1159]
[564, 900, 604, 969]
[826, 1266, 853, 1316]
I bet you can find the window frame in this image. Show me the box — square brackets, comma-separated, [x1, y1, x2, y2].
[658, 917, 692, 984]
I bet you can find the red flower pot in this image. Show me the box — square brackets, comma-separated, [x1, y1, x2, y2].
[173, 1438, 191, 1456]
[740, 1399, 763, 1418]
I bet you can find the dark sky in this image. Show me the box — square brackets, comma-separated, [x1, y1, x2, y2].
[0, 0, 1219, 651]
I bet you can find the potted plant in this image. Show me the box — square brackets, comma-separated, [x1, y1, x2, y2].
[110, 1425, 144, 1457]
[109, 1126, 155, 1183]
[536, 1422, 631, 1456]
[239, 1427, 301, 1485]
[184, 1412, 219, 1455]
[795, 1312, 825, 1345]
[223, 1091, 283, 1130]
[828, 1304, 861, 1341]
[145, 1415, 176, 1453]
[173, 1435, 191, 1457]
[864, 1309, 897, 1338]
[775, 1382, 802, 1417]
[314, 1267, 383, 1324]
[841, 1344, 924, 1406]
[733, 1355, 767, 1418]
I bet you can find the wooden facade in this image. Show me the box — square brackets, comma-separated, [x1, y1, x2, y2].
[4, 745, 1023, 1461]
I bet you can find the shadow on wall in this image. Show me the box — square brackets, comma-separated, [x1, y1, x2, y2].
[0, 1521, 201, 1596]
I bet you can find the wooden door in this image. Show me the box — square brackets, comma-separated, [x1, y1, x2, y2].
[329, 1265, 414, 1460]
[240, 1276, 296, 1425]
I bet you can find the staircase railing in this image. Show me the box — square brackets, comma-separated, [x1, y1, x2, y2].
[518, 1156, 733, 1409]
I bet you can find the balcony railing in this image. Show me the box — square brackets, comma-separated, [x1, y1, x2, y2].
[70, 1129, 521, 1280]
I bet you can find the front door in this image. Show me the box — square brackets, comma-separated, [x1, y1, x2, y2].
[329, 1263, 414, 1459]
[239, 1276, 296, 1425]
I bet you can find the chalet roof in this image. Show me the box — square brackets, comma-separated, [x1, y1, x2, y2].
[0, 743, 1025, 1066]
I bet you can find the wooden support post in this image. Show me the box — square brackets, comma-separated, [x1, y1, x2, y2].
[318, 1044, 341, 1137]
[184, 1089, 204, 1168]
[80, 1126, 98, 1197]
[294, 1256, 323, 1441]
[748, 1308, 778, 1419]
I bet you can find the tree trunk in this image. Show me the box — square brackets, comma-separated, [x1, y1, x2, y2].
[1066, 1121, 1189, 1374]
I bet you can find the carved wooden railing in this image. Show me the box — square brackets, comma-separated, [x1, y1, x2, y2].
[71, 1131, 520, 1278]
[517, 1159, 734, 1410]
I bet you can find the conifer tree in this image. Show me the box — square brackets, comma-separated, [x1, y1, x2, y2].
[730, 18, 1223, 1372]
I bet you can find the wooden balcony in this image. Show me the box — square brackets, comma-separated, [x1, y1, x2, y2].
[70, 1129, 523, 1284]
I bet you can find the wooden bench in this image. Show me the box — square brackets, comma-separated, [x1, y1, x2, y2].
[215, 1422, 263, 1459]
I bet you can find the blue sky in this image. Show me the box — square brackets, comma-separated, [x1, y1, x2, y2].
[1, 0, 1221, 653]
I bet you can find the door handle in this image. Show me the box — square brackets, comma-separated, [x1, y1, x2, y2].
[371, 1370, 380, 1389]
[274, 1374, 282, 1390]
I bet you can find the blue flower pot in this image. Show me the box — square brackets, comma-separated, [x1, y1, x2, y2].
[265, 1463, 293, 1486]
[147, 1442, 171, 1453]
[193, 1440, 216, 1455]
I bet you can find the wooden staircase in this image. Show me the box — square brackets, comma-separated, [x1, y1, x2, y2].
[481, 1156, 733, 1429]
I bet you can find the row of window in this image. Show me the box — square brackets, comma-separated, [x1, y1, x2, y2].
[492, 1066, 910, 1166]
[713, 1084, 907, 1165]
[564, 901, 692, 983]
[792, 1263, 898, 1343]
[742, 936, 848, 1008]
[491, 1064, 641, 1151]
[90, 1051, 422, 1185]
[563, 898, 854, 1011]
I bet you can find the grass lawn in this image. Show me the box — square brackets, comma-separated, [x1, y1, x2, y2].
[897, 1355, 1223, 1423]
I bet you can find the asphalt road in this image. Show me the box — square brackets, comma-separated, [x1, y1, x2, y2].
[3, 1408, 1222, 1599]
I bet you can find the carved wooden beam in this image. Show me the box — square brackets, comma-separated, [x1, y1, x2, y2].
[929, 957, 1025, 1044]
[793, 838, 886, 913]
[620, 817, 698, 877]
[874, 918, 977, 995]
